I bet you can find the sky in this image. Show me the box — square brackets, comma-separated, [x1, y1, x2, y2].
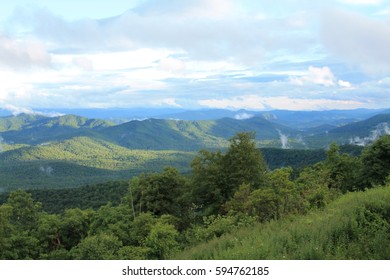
[0, 0, 390, 112]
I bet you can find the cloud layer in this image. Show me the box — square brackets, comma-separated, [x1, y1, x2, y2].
[0, 0, 389, 111]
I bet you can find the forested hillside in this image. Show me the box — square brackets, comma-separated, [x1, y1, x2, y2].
[1, 132, 389, 260]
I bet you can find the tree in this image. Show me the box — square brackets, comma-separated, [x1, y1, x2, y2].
[191, 150, 225, 215]
[36, 213, 62, 255]
[128, 212, 157, 246]
[0, 204, 13, 259]
[71, 233, 122, 260]
[6, 190, 40, 230]
[222, 132, 268, 197]
[88, 203, 133, 245]
[246, 188, 279, 222]
[295, 163, 339, 210]
[136, 167, 186, 217]
[0, 190, 42, 259]
[60, 208, 95, 250]
[325, 143, 361, 192]
[360, 135, 390, 188]
[145, 222, 179, 259]
[223, 183, 252, 214]
[191, 132, 268, 216]
[266, 167, 303, 218]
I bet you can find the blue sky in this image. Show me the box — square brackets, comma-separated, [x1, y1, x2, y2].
[0, 0, 390, 112]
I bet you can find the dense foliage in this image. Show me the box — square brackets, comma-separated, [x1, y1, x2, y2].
[0, 133, 389, 260]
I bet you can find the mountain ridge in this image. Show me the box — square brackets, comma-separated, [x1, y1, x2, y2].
[1, 110, 390, 150]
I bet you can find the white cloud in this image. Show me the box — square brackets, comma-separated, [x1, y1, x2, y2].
[151, 98, 182, 107]
[234, 113, 254, 120]
[198, 95, 364, 111]
[338, 79, 352, 88]
[290, 66, 336, 86]
[7, 2, 317, 67]
[72, 56, 94, 71]
[2, 104, 63, 117]
[158, 57, 187, 75]
[0, 34, 51, 69]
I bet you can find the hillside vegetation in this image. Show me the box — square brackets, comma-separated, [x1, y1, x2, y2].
[174, 185, 390, 259]
[0, 133, 389, 260]
[0, 137, 195, 190]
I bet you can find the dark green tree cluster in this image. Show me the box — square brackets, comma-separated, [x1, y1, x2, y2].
[191, 132, 268, 215]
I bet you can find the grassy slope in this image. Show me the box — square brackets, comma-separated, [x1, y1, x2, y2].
[174, 186, 390, 260]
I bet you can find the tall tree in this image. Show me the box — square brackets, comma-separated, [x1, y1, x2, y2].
[191, 149, 225, 215]
[191, 132, 268, 216]
[222, 132, 268, 198]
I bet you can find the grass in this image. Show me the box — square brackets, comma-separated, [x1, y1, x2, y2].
[174, 185, 390, 260]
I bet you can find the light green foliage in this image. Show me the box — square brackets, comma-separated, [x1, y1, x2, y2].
[145, 222, 179, 259]
[116, 246, 149, 260]
[295, 163, 339, 209]
[224, 168, 303, 222]
[265, 167, 302, 218]
[1, 136, 195, 171]
[71, 233, 122, 260]
[184, 214, 256, 246]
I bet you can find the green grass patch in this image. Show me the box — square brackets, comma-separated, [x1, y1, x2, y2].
[174, 186, 390, 259]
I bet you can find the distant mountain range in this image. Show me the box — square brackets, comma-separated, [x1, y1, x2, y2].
[0, 107, 384, 125]
[1, 109, 389, 150]
[0, 108, 389, 191]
